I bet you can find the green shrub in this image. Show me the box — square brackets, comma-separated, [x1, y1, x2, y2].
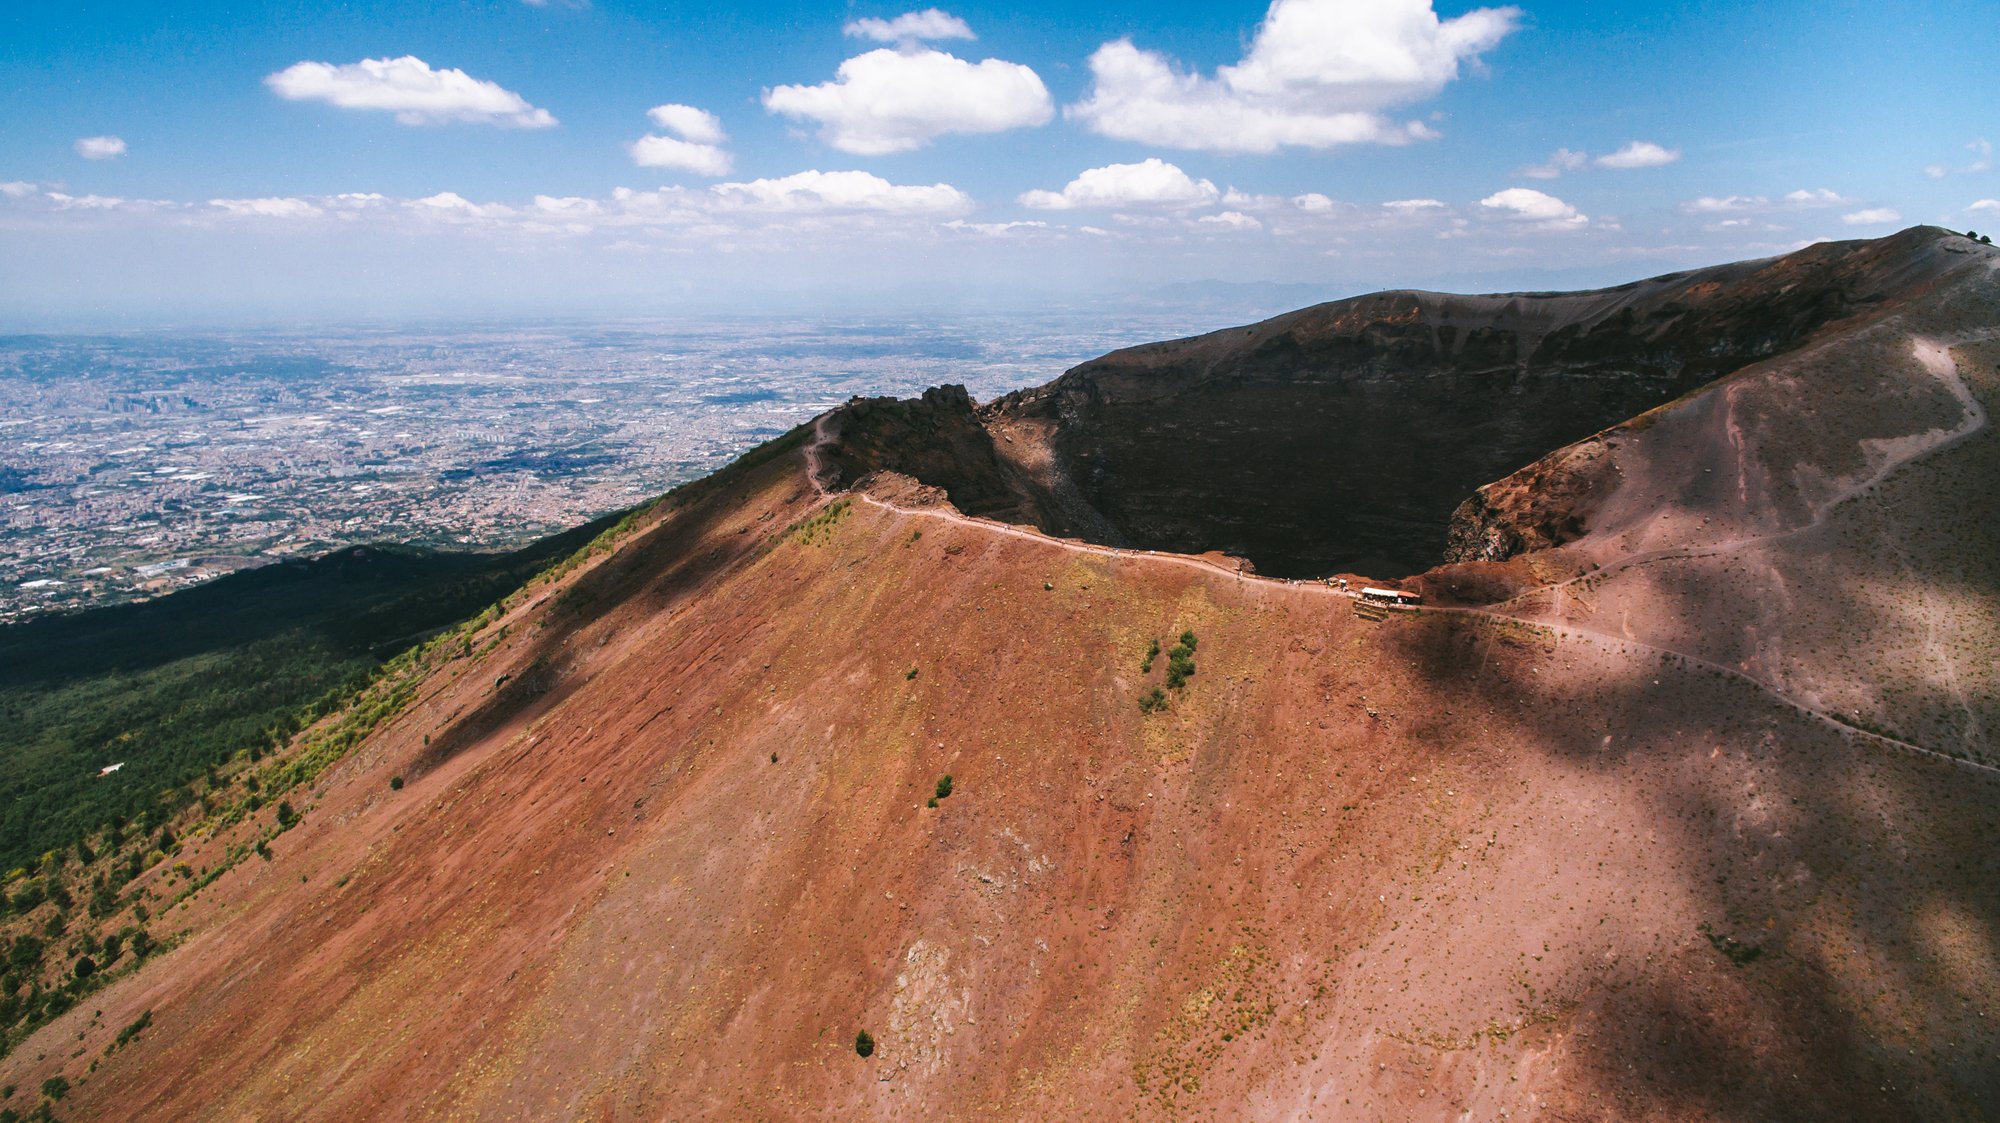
[1138, 688, 1167, 714]
[1164, 638, 1196, 690]
[905, 667, 919, 681]
[1141, 638, 1160, 673]
[112, 1009, 151, 1050]
[389, 776, 404, 791]
[36, 1077, 64, 1102]
[855, 1029, 875, 1057]
[934, 775, 953, 800]
[275, 801, 298, 829]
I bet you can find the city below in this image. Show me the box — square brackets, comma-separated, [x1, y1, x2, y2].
[0, 313, 1207, 621]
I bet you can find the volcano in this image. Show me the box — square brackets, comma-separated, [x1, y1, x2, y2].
[5, 228, 1997, 1122]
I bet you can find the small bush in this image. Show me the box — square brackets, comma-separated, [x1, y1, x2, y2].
[275, 801, 298, 829]
[1141, 638, 1160, 673]
[905, 667, 919, 681]
[770, 752, 779, 763]
[113, 1009, 152, 1050]
[389, 775, 404, 791]
[37, 1077, 64, 1102]
[1138, 688, 1167, 714]
[1164, 632, 1198, 690]
[855, 1029, 875, 1057]
[934, 775, 953, 800]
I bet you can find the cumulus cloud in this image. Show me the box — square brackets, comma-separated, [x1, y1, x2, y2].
[1292, 192, 1336, 212]
[74, 136, 127, 160]
[208, 197, 323, 218]
[645, 104, 725, 145]
[1595, 140, 1679, 169]
[1783, 188, 1850, 206]
[1969, 199, 2000, 214]
[1480, 187, 1586, 227]
[1681, 195, 1764, 214]
[1018, 158, 1219, 210]
[764, 47, 1051, 154]
[1841, 207, 1901, 226]
[705, 170, 969, 213]
[0, 181, 37, 198]
[1383, 197, 1447, 211]
[630, 135, 732, 175]
[1518, 148, 1586, 179]
[1197, 210, 1263, 231]
[1067, 0, 1520, 154]
[629, 103, 732, 175]
[845, 9, 975, 43]
[265, 56, 557, 127]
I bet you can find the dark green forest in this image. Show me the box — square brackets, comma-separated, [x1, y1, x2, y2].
[0, 514, 621, 875]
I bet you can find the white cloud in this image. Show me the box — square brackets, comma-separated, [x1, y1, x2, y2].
[1019, 158, 1219, 210]
[629, 135, 732, 175]
[1969, 199, 2000, 214]
[265, 56, 557, 127]
[845, 9, 975, 43]
[1925, 165, 1948, 180]
[629, 104, 732, 175]
[1197, 210, 1263, 231]
[1841, 207, 1901, 226]
[1382, 197, 1446, 211]
[943, 219, 1048, 236]
[1480, 187, 1586, 227]
[706, 170, 970, 213]
[1681, 194, 1765, 214]
[0, 181, 37, 198]
[45, 192, 130, 211]
[1293, 192, 1336, 212]
[1068, 0, 1521, 154]
[208, 197, 323, 218]
[1680, 189, 1851, 216]
[74, 136, 127, 160]
[1520, 148, 1586, 179]
[764, 47, 1050, 154]
[1595, 140, 1679, 169]
[533, 195, 603, 216]
[645, 104, 725, 145]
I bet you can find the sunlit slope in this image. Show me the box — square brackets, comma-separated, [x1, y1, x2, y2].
[9, 422, 1995, 1122]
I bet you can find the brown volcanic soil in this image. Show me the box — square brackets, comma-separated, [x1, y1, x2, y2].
[6, 230, 2000, 1122]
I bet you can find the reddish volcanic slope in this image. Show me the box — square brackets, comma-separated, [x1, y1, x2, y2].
[4, 230, 1998, 1122]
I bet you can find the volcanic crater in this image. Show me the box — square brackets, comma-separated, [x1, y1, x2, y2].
[823, 232, 1939, 578]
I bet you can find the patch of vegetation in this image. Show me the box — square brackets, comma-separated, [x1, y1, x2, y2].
[1138, 688, 1168, 715]
[791, 498, 852, 546]
[1141, 638, 1160, 674]
[905, 666, 919, 681]
[109, 1009, 150, 1052]
[855, 1029, 875, 1057]
[934, 775, 953, 800]
[388, 775, 403, 791]
[1699, 922, 1763, 966]
[1165, 631, 1198, 690]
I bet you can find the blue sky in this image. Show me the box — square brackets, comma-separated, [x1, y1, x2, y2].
[3, 0, 1996, 325]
